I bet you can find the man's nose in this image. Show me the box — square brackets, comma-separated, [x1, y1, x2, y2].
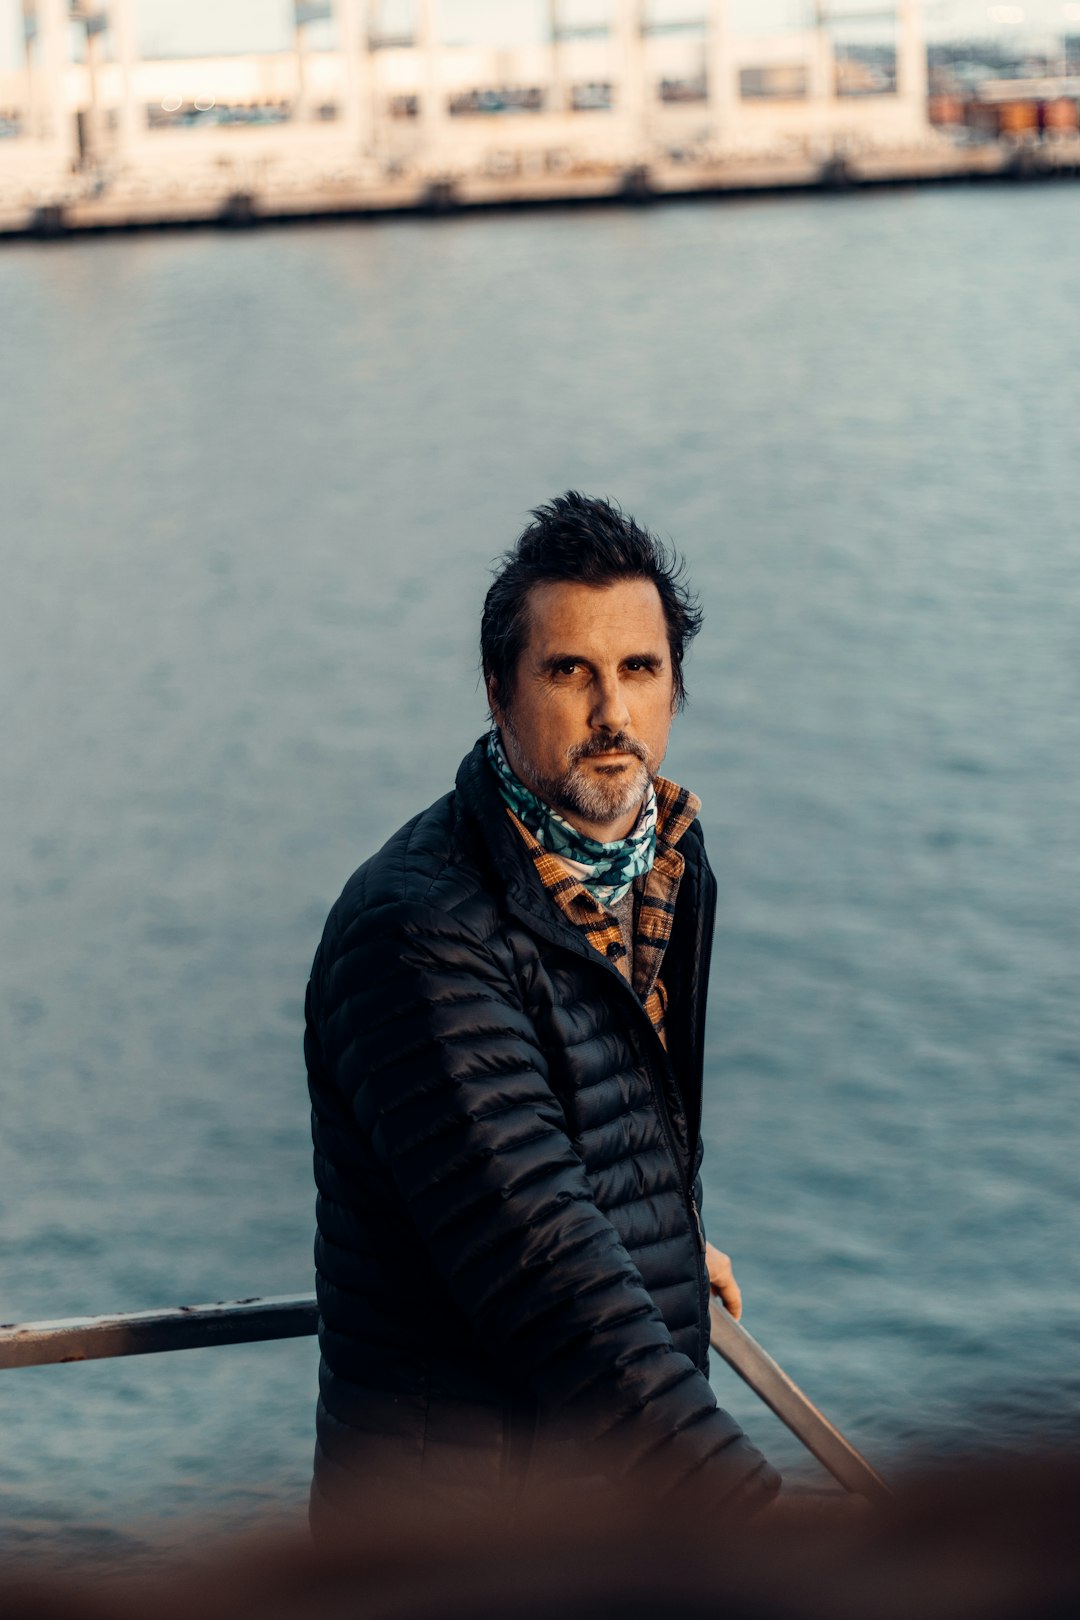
[590, 674, 631, 734]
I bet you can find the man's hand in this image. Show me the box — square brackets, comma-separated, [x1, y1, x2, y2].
[705, 1241, 742, 1322]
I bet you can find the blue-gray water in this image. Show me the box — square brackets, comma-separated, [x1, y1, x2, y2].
[1, 187, 1078, 1554]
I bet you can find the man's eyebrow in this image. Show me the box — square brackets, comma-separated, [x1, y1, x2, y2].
[537, 651, 665, 672]
[538, 652, 592, 671]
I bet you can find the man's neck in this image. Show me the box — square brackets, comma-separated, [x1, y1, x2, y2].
[555, 803, 643, 844]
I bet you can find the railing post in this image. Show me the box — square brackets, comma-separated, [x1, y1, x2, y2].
[897, 0, 928, 125]
[548, 0, 562, 116]
[706, 0, 738, 152]
[417, 0, 446, 163]
[111, 0, 145, 159]
[614, 0, 648, 158]
[36, 0, 72, 154]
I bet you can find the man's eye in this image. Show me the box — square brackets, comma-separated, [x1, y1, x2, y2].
[554, 661, 579, 676]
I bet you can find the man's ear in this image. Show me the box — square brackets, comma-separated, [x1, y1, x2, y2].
[485, 673, 503, 725]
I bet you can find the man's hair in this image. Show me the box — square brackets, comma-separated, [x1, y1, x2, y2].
[481, 491, 703, 715]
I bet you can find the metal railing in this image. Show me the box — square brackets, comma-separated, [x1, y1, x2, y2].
[0, 1291, 892, 1505]
[0, 1293, 317, 1369]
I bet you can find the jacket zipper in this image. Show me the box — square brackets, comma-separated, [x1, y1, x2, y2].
[550, 942, 711, 1367]
[624, 997, 712, 1371]
[503, 895, 712, 1364]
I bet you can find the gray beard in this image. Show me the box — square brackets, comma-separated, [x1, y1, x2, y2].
[501, 721, 651, 829]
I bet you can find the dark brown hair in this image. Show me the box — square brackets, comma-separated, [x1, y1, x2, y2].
[481, 492, 703, 714]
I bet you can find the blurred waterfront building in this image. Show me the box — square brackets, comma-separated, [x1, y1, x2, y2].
[1, 3, 932, 196]
[7, 4, 1074, 231]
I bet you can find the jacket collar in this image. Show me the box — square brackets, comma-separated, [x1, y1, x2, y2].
[455, 738, 575, 940]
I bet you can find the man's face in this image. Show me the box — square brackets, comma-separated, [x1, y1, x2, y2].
[489, 577, 677, 842]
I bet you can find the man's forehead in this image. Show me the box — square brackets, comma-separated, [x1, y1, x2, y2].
[523, 578, 669, 653]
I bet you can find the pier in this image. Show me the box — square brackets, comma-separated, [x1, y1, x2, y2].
[1, 4, 1079, 233]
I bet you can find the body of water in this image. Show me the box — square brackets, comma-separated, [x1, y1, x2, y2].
[1, 185, 1078, 1553]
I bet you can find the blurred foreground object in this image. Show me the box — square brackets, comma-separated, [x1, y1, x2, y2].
[2, 1454, 1080, 1620]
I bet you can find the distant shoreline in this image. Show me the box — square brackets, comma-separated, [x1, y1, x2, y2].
[5, 139, 1079, 241]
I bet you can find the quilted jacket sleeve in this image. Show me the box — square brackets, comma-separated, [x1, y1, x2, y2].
[316, 891, 779, 1508]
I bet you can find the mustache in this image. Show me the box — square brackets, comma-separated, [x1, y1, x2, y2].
[568, 733, 650, 765]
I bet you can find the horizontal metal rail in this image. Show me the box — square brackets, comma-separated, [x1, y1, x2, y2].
[0, 1294, 318, 1369]
[0, 1293, 892, 1504]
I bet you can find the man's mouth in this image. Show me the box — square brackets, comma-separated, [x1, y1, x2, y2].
[570, 737, 649, 766]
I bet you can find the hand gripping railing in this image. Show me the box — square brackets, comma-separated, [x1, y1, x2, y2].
[0, 1293, 892, 1504]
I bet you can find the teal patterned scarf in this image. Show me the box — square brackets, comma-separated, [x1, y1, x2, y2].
[487, 730, 657, 907]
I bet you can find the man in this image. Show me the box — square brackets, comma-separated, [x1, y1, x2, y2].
[305, 492, 779, 1522]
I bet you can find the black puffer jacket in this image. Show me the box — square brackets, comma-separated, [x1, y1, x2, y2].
[306, 739, 778, 1518]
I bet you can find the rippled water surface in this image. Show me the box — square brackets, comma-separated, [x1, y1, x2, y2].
[1, 186, 1078, 1552]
